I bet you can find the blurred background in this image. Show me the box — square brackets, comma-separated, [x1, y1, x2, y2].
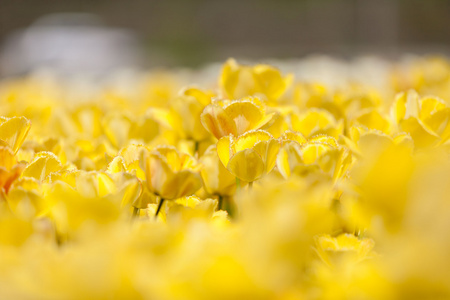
[1, 0, 450, 76]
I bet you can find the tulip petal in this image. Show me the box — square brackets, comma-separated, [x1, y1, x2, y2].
[301, 143, 333, 165]
[224, 101, 263, 135]
[227, 149, 265, 182]
[232, 130, 272, 153]
[281, 130, 307, 145]
[0, 117, 31, 154]
[165, 170, 202, 200]
[201, 104, 237, 139]
[22, 152, 62, 182]
[217, 135, 233, 168]
[253, 139, 280, 173]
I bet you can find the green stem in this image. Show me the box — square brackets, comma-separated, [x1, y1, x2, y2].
[218, 195, 223, 210]
[155, 197, 165, 218]
[132, 207, 140, 218]
[235, 177, 241, 191]
[194, 140, 199, 157]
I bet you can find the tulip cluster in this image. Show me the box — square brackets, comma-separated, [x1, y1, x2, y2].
[1, 56, 450, 299]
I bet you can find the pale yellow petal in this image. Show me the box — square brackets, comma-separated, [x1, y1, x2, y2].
[201, 104, 237, 139]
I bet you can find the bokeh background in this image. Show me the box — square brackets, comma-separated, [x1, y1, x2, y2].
[1, 0, 450, 75]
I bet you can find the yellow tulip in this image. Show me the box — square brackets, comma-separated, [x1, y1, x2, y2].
[6, 177, 46, 218]
[220, 58, 293, 103]
[391, 90, 450, 148]
[314, 234, 375, 267]
[140, 145, 202, 215]
[217, 130, 280, 182]
[0, 116, 31, 154]
[334, 84, 383, 119]
[350, 109, 393, 134]
[201, 96, 276, 139]
[200, 145, 236, 197]
[171, 87, 215, 141]
[276, 132, 349, 181]
[290, 108, 344, 138]
[0, 146, 25, 194]
[22, 151, 63, 182]
[102, 113, 159, 149]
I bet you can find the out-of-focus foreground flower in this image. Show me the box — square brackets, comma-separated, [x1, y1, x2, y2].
[1, 56, 450, 299]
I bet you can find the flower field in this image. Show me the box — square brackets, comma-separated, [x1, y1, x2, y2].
[1, 56, 450, 299]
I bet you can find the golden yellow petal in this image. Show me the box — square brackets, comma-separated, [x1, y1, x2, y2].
[106, 156, 127, 174]
[0, 146, 16, 170]
[276, 142, 303, 179]
[217, 135, 233, 168]
[354, 109, 392, 133]
[227, 149, 265, 182]
[223, 101, 264, 136]
[163, 170, 202, 200]
[309, 135, 338, 148]
[291, 109, 338, 138]
[102, 113, 132, 148]
[300, 143, 333, 165]
[0, 117, 31, 154]
[391, 90, 420, 123]
[281, 130, 307, 145]
[398, 118, 440, 148]
[22, 152, 62, 182]
[419, 96, 447, 119]
[232, 130, 272, 153]
[253, 139, 280, 173]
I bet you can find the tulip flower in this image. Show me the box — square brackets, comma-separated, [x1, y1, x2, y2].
[391, 90, 450, 147]
[201, 96, 276, 139]
[200, 145, 237, 210]
[217, 130, 280, 183]
[314, 234, 375, 267]
[220, 58, 293, 103]
[171, 87, 215, 141]
[290, 108, 344, 139]
[0, 147, 26, 194]
[276, 131, 349, 182]
[0, 116, 31, 154]
[200, 145, 236, 197]
[140, 145, 202, 216]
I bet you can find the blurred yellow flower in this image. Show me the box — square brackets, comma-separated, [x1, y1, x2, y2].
[140, 145, 202, 202]
[391, 90, 450, 147]
[0, 147, 25, 194]
[290, 108, 344, 139]
[220, 58, 293, 103]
